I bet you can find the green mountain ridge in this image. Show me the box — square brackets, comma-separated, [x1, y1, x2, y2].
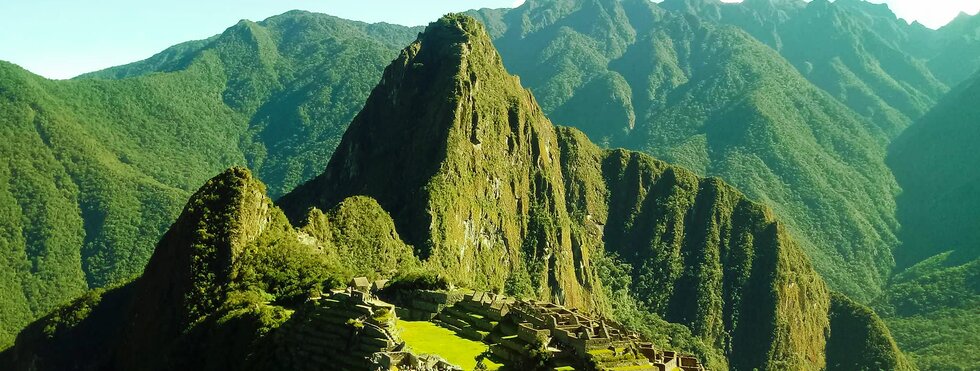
[1, 0, 976, 367]
[2, 15, 910, 370]
[874, 253, 980, 370]
[882, 70, 980, 370]
[889, 71, 980, 267]
[660, 0, 949, 138]
[0, 12, 419, 346]
[469, 0, 899, 302]
[278, 15, 901, 370]
[918, 11, 980, 87]
[0, 168, 370, 370]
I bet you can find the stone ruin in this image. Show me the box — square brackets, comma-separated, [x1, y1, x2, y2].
[379, 288, 705, 370]
[274, 277, 462, 371]
[372, 352, 460, 371]
[274, 279, 703, 370]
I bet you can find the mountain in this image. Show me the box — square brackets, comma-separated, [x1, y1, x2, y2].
[917, 12, 980, 88]
[873, 252, 979, 370]
[659, 0, 948, 138]
[0, 12, 417, 346]
[280, 15, 905, 370]
[4, 15, 910, 371]
[889, 72, 980, 267]
[0, 167, 417, 370]
[468, 0, 900, 302]
[884, 68, 980, 371]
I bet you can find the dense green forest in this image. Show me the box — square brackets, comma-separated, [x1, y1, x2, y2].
[660, 0, 949, 138]
[1, 0, 979, 367]
[874, 253, 980, 370]
[884, 71, 980, 370]
[468, 0, 900, 302]
[0, 168, 416, 370]
[0, 12, 418, 347]
[2, 17, 908, 370]
[889, 72, 980, 267]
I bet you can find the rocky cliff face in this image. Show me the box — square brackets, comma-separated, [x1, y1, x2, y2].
[556, 127, 831, 370]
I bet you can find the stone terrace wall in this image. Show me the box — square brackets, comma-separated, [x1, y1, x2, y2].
[272, 291, 399, 370]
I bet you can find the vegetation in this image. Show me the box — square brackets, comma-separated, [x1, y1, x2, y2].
[874, 253, 980, 370]
[278, 14, 606, 309]
[300, 196, 420, 282]
[882, 59, 980, 371]
[277, 15, 895, 371]
[1, 13, 920, 371]
[593, 250, 728, 370]
[826, 292, 914, 371]
[382, 268, 451, 293]
[0, 12, 419, 346]
[2, 3, 977, 361]
[0, 167, 418, 369]
[469, 0, 901, 302]
[889, 72, 980, 267]
[912, 11, 980, 87]
[661, 0, 948, 137]
[396, 320, 498, 370]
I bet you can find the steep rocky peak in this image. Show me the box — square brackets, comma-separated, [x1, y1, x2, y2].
[278, 14, 599, 309]
[136, 167, 273, 323]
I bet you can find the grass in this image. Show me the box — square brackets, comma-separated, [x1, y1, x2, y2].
[396, 320, 501, 370]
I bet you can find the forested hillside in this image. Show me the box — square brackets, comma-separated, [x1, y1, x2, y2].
[874, 253, 979, 370]
[1, 0, 979, 367]
[0, 12, 418, 347]
[884, 71, 980, 370]
[916, 11, 980, 87]
[889, 72, 980, 267]
[660, 0, 948, 138]
[468, 0, 900, 302]
[3, 16, 911, 370]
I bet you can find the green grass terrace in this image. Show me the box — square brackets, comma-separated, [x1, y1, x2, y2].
[396, 320, 503, 370]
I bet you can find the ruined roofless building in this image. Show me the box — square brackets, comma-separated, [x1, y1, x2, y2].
[350, 277, 371, 293]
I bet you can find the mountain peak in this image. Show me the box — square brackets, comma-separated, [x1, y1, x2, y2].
[279, 14, 597, 308]
[135, 167, 272, 324]
[426, 13, 489, 38]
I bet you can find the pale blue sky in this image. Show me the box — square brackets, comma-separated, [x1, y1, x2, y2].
[1, 0, 977, 79]
[0, 0, 524, 79]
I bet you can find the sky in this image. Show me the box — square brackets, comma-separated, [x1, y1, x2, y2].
[0, 0, 977, 80]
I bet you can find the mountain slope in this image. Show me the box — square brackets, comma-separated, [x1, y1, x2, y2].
[889, 72, 980, 267]
[3, 15, 912, 371]
[280, 15, 909, 370]
[873, 253, 980, 370]
[918, 12, 980, 87]
[884, 71, 980, 371]
[660, 0, 948, 138]
[0, 12, 417, 346]
[1, 168, 416, 370]
[278, 13, 606, 310]
[469, 0, 899, 302]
